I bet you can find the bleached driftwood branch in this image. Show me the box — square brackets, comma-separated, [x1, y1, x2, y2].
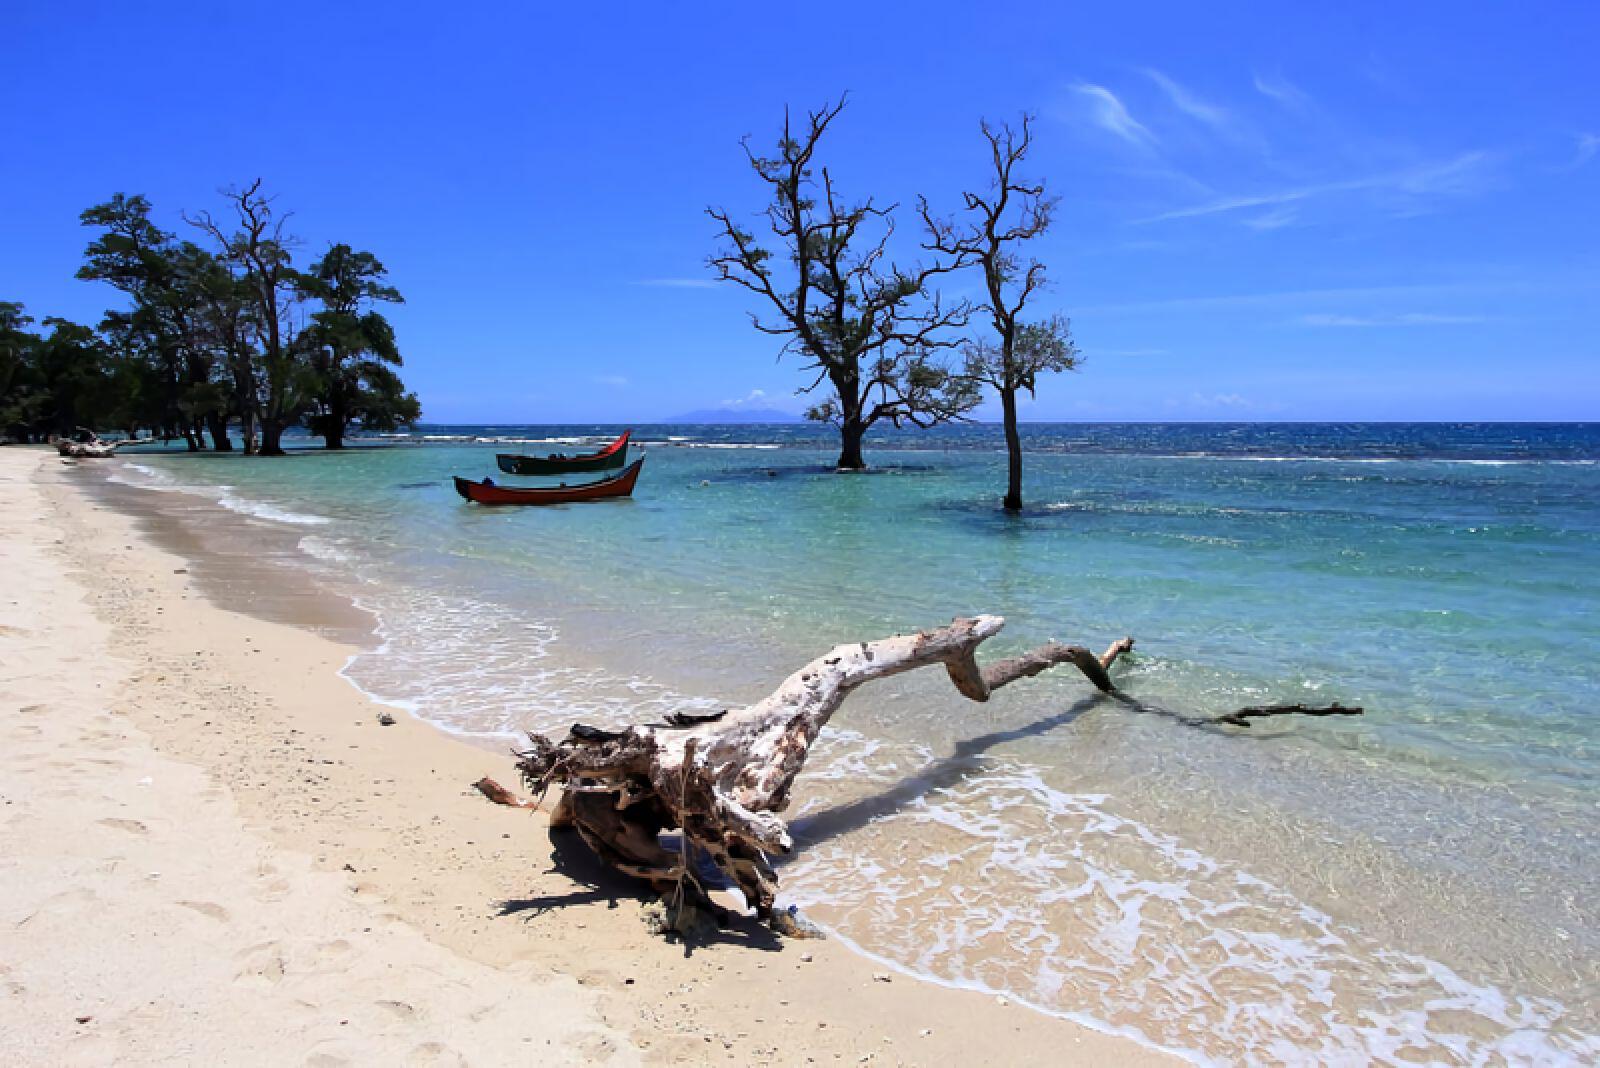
[516, 615, 1133, 925]
[55, 432, 142, 458]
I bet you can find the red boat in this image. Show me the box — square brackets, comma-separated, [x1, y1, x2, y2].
[454, 457, 645, 505]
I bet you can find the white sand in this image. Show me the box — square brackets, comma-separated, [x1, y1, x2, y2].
[0, 451, 632, 1066]
[0, 446, 1176, 1066]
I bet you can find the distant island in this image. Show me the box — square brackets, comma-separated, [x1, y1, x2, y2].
[662, 408, 805, 424]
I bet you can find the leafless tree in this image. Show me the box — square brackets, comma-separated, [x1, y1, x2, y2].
[187, 181, 306, 456]
[924, 116, 1079, 510]
[709, 98, 977, 470]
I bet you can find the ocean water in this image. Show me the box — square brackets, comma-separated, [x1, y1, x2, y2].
[103, 423, 1600, 1064]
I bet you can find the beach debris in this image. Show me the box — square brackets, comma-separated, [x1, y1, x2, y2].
[472, 777, 537, 809]
[375, 710, 396, 726]
[1214, 702, 1363, 728]
[642, 896, 718, 940]
[872, 972, 892, 983]
[515, 615, 1134, 934]
[52, 429, 144, 458]
[769, 904, 825, 939]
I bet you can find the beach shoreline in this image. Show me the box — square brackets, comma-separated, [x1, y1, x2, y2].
[1, 446, 1176, 1066]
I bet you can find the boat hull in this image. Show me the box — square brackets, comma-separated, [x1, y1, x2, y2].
[454, 457, 644, 505]
[496, 430, 630, 474]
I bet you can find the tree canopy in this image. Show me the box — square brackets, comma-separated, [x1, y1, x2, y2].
[2, 186, 420, 452]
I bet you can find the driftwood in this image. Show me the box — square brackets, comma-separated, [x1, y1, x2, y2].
[473, 776, 538, 808]
[54, 433, 142, 458]
[516, 615, 1133, 926]
[1213, 702, 1363, 728]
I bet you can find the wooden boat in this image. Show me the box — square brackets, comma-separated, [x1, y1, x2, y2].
[454, 457, 644, 505]
[496, 430, 631, 475]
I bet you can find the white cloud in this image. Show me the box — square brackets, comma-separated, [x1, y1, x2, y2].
[719, 388, 770, 409]
[1071, 83, 1157, 148]
[1143, 69, 1233, 132]
[1138, 151, 1493, 224]
[1299, 312, 1489, 327]
[1252, 71, 1312, 112]
[636, 278, 717, 289]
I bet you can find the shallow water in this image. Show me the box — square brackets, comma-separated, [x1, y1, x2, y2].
[105, 423, 1600, 1063]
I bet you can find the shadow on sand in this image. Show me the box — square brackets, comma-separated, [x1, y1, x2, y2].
[496, 824, 784, 955]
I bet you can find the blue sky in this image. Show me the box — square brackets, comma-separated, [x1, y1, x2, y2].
[3, 1, 1596, 422]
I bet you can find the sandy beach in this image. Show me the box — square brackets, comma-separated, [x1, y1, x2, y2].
[0, 445, 1173, 1066]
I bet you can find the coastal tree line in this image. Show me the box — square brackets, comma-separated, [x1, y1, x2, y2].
[710, 98, 1078, 511]
[1, 182, 418, 455]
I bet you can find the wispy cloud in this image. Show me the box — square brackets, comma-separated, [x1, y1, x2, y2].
[1299, 312, 1489, 327]
[1570, 133, 1599, 170]
[636, 277, 717, 289]
[1142, 69, 1233, 132]
[1077, 280, 1518, 316]
[1242, 206, 1300, 230]
[594, 374, 629, 387]
[1167, 391, 1257, 411]
[1252, 71, 1312, 112]
[1071, 83, 1157, 148]
[1137, 151, 1493, 224]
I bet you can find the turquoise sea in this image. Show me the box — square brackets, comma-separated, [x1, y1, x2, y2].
[105, 423, 1599, 1064]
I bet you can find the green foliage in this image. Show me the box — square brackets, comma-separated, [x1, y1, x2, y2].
[0, 305, 118, 441]
[8, 189, 421, 452]
[963, 315, 1080, 396]
[297, 244, 419, 446]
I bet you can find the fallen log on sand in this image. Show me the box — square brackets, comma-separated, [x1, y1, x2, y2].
[55, 434, 143, 458]
[515, 615, 1133, 927]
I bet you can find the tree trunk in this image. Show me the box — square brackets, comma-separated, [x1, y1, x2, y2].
[517, 616, 1134, 925]
[836, 411, 868, 471]
[324, 382, 348, 450]
[1000, 387, 1023, 512]
[207, 413, 233, 452]
[834, 375, 867, 471]
[258, 419, 286, 457]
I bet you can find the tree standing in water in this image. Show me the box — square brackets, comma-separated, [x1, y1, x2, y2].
[78, 194, 230, 450]
[297, 244, 418, 449]
[924, 115, 1078, 511]
[187, 181, 305, 456]
[708, 98, 977, 471]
